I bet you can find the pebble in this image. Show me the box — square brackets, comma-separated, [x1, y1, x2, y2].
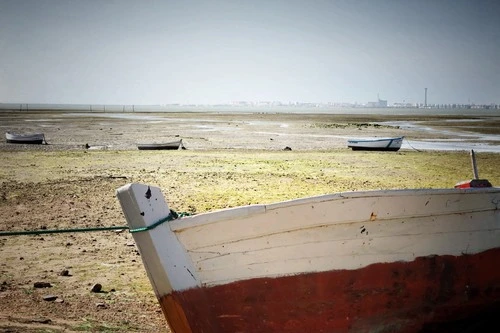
[91, 283, 102, 292]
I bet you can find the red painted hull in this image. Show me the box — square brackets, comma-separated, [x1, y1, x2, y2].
[160, 248, 500, 333]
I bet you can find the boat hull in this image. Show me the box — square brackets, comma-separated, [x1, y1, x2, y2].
[137, 140, 183, 150]
[349, 146, 401, 152]
[5, 132, 45, 144]
[116, 184, 500, 333]
[348, 136, 403, 151]
[163, 248, 499, 332]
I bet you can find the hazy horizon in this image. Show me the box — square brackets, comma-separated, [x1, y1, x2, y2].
[1, 0, 499, 105]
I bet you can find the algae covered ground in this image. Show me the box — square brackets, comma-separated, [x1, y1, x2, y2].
[2, 149, 499, 213]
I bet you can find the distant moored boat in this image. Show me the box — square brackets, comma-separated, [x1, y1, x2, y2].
[137, 139, 184, 150]
[347, 136, 404, 151]
[5, 132, 46, 144]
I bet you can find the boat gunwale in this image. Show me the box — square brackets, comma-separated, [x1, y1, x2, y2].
[169, 186, 500, 231]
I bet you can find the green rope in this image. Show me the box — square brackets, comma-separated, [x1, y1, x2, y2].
[128, 210, 178, 233]
[0, 210, 191, 237]
[0, 225, 128, 237]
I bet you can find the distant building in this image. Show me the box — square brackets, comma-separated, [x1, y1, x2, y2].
[367, 95, 388, 107]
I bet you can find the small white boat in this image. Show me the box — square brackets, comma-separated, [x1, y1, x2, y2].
[347, 136, 403, 151]
[5, 132, 46, 144]
[137, 139, 184, 150]
[116, 174, 499, 332]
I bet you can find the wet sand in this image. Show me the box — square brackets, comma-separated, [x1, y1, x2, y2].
[1, 111, 500, 152]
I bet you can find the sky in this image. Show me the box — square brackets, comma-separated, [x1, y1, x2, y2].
[1, 0, 499, 106]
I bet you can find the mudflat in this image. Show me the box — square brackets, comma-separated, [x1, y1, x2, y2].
[1, 110, 500, 151]
[1, 111, 499, 332]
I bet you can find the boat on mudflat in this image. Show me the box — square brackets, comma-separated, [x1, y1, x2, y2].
[347, 136, 404, 151]
[116, 175, 500, 332]
[5, 132, 46, 144]
[137, 139, 184, 150]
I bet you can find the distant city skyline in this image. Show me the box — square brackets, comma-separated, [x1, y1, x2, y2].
[2, 98, 498, 110]
[1, 0, 499, 105]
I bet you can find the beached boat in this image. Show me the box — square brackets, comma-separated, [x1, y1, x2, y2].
[347, 136, 403, 151]
[116, 179, 500, 332]
[137, 139, 184, 150]
[5, 132, 46, 144]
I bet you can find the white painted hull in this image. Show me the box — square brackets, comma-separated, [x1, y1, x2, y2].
[5, 132, 45, 144]
[137, 139, 183, 150]
[347, 136, 403, 151]
[117, 184, 500, 292]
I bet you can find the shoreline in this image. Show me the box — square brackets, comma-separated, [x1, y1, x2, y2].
[1, 104, 499, 115]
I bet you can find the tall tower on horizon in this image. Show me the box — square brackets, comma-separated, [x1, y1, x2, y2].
[424, 88, 428, 107]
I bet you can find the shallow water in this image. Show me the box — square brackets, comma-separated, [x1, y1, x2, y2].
[379, 120, 500, 152]
[402, 139, 500, 153]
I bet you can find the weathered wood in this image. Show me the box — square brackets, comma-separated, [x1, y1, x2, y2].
[117, 183, 500, 333]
